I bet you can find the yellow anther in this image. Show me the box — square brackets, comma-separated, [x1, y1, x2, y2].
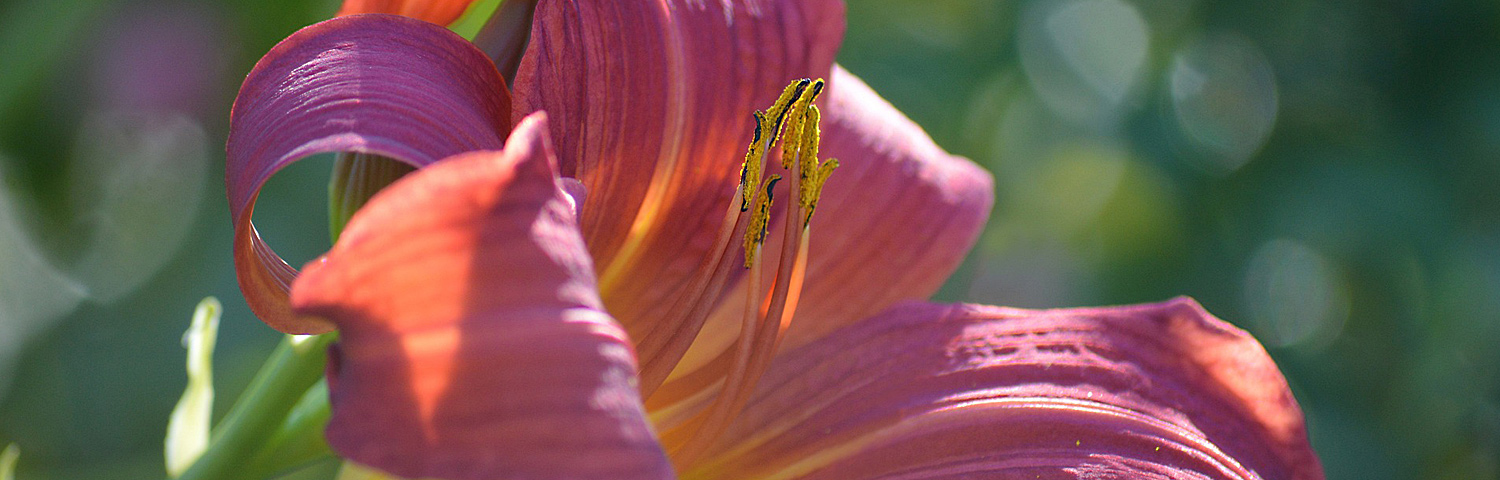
[739, 111, 768, 210]
[798, 105, 821, 177]
[743, 175, 781, 268]
[780, 79, 825, 169]
[765, 79, 810, 147]
[802, 158, 838, 225]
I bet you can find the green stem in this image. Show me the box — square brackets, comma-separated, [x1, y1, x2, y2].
[241, 380, 333, 479]
[174, 333, 334, 480]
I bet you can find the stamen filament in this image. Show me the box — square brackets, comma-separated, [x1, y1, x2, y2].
[665, 78, 837, 467]
[633, 184, 749, 398]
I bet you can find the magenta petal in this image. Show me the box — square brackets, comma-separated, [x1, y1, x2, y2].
[690, 298, 1323, 480]
[227, 14, 511, 333]
[292, 114, 671, 480]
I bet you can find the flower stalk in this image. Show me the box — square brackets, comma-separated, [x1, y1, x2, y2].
[172, 333, 333, 480]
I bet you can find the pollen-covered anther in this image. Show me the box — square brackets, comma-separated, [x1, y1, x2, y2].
[766, 79, 810, 148]
[802, 158, 838, 224]
[739, 111, 768, 210]
[780, 79, 825, 169]
[743, 175, 781, 268]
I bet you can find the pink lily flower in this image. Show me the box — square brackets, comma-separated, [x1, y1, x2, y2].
[226, 1, 1323, 479]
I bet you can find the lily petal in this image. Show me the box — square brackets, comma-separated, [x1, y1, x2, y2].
[291, 113, 672, 480]
[336, 0, 479, 25]
[689, 298, 1322, 480]
[227, 14, 511, 333]
[511, 0, 846, 367]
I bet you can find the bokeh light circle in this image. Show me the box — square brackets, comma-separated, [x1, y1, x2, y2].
[1242, 238, 1349, 349]
[1018, 0, 1150, 128]
[1168, 33, 1279, 174]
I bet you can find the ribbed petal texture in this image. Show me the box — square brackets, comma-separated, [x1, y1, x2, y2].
[687, 299, 1323, 480]
[227, 14, 511, 333]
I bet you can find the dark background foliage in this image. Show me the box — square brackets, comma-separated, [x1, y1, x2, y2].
[0, 0, 1495, 478]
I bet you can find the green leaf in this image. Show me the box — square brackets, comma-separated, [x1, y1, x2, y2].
[448, 0, 505, 40]
[165, 297, 221, 477]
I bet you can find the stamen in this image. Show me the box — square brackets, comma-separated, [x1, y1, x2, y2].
[765, 79, 810, 148]
[635, 80, 806, 397]
[802, 158, 839, 225]
[743, 175, 780, 268]
[797, 105, 821, 178]
[669, 78, 839, 467]
[778, 79, 824, 169]
[739, 111, 766, 211]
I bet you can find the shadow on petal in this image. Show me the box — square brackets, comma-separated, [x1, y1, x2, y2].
[291, 114, 671, 480]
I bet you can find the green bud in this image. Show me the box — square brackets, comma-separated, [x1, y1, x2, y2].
[165, 297, 221, 477]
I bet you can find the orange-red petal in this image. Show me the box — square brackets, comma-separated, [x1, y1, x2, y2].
[291, 114, 671, 480]
[510, 0, 846, 371]
[336, 0, 479, 25]
[688, 298, 1323, 480]
[226, 14, 511, 333]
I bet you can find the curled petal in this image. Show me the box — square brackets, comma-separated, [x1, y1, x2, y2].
[511, 0, 845, 368]
[227, 14, 511, 333]
[689, 298, 1323, 480]
[291, 114, 672, 480]
[336, 0, 479, 25]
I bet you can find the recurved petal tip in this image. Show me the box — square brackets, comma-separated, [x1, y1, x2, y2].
[690, 298, 1322, 480]
[226, 13, 511, 333]
[292, 113, 673, 480]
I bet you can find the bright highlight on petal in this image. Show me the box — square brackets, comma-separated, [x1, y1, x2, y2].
[291, 114, 671, 480]
[226, 14, 511, 334]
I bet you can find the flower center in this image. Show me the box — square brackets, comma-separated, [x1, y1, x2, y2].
[653, 78, 839, 465]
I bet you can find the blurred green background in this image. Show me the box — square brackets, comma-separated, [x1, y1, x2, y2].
[0, 0, 1496, 478]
